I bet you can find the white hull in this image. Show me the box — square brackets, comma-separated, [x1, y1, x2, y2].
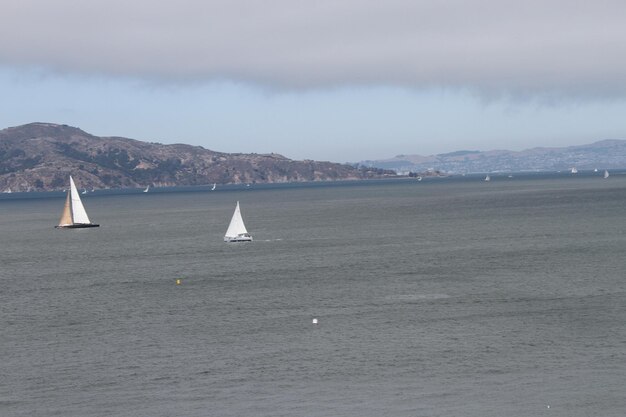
[224, 234, 253, 243]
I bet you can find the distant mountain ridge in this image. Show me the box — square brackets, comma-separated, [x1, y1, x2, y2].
[359, 140, 626, 173]
[0, 123, 394, 191]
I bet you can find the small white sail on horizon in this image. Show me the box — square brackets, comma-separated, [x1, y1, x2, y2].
[224, 201, 252, 242]
[144, 185, 150, 193]
[571, 167, 578, 174]
[604, 170, 609, 179]
[56, 176, 99, 228]
[484, 175, 491, 182]
[211, 183, 216, 191]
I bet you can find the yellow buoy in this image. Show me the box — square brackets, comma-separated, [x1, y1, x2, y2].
[176, 279, 181, 285]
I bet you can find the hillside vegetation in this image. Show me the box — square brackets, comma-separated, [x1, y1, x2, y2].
[0, 123, 393, 191]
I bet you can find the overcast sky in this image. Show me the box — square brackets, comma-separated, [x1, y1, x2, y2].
[2, 0, 626, 161]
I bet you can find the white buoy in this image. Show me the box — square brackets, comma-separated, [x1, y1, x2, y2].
[312, 318, 318, 325]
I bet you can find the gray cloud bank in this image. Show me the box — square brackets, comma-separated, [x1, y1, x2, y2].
[2, 0, 625, 97]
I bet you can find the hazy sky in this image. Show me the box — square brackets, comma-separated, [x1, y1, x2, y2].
[2, 0, 626, 162]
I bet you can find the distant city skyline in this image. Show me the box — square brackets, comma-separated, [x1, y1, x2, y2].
[2, 1, 626, 162]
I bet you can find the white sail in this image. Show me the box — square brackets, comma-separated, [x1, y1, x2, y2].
[144, 185, 150, 192]
[484, 175, 490, 182]
[604, 170, 609, 179]
[224, 201, 252, 242]
[69, 176, 92, 224]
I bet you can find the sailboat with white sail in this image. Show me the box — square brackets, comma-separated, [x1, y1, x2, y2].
[224, 201, 252, 242]
[484, 175, 491, 182]
[604, 170, 609, 179]
[55, 176, 99, 228]
[211, 183, 216, 191]
[143, 185, 150, 193]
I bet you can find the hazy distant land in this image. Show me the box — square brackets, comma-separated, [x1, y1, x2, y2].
[359, 140, 626, 174]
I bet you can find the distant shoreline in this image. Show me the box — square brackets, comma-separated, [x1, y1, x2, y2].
[2, 170, 624, 202]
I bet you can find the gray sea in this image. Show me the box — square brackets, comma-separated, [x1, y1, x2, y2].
[1, 174, 626, 417]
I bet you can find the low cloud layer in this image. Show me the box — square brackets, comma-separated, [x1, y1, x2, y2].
[2, 0, 625, 97]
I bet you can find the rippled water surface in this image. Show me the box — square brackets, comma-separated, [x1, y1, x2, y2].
[2, 175, 626, 416]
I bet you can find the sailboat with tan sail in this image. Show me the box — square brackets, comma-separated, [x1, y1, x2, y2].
[55, 176, 99, 228]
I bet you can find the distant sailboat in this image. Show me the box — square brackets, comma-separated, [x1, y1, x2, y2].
[56, 176, 99, 229]
[143, 185, 150, 193]
[571, 167, 578, 174]
[484, 175, 491, 182]
[211, 183, 216, 191]
[81, 188, 88, 195]
[604, 170, 609, 179]
[224, 201, 252, 242]
[3, 188, 11, 193]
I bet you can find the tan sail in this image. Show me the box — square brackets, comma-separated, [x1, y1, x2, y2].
[58, 192, 73, 226]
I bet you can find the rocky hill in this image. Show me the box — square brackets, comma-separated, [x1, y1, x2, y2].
[0, 123, 394, 191]
[359, 140, 626, 174]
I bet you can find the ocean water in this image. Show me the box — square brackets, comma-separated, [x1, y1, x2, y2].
[1, 175, 626, 416]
